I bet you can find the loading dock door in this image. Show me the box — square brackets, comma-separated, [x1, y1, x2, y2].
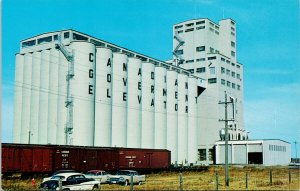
[248, 152, 263, 164]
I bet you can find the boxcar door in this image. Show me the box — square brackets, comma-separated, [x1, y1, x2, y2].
[21, 149, 33, 173]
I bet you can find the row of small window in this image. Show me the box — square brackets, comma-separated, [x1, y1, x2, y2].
[177, 25, 205, 34]
[196, 46, 220, 54]
[269, 145, 286, 152]
[185, 57, 216, 64]
[187, 67, 206, 74]
[221, 67, 241, 79]
[220, 79, 241, 90]
[221, 57, 241, 69]
[174, 20, 206, 29]
[22, 32, 89, 48]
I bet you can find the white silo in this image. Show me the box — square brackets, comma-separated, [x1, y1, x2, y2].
[13, 54, 24, 143]
[141, 62, 155, 149]
[111, 52, 128, 147]
[47, 48, 59, 144]
[94, 47, 113, 147]
[166, 70, 178, 163]
[126, 57, 142, 148]
[154, 66, 167, 149]
[177, 73, 188, 164]
[38, 49, 50, 144]
[29, 51, 41, 144]
[187, 77, 198, 164]
[56, 51, 68, 145]
[71, 41, 96, 146]
[20, 53, 33, 143]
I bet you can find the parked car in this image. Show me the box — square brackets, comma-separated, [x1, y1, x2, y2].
[42, 170, 79, 183]
[107, 170, 145, 186]
[84, 170, 111, 183]
[40, 172, 100, 190]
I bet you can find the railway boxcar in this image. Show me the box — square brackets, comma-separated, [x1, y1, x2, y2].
[2, 143, 53, 175]
[1, 143, 171, 176]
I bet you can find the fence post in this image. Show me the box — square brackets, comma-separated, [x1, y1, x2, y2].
[130, 174, 134, 191]
[269, 169, 272, 185]
[246, 172, 248, 189]
[216, 172, 219, 191]
[289, 171, 291, 184]
[179, 172, 183, 191]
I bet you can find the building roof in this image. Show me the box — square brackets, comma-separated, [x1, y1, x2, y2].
[215, 139, 291, 145]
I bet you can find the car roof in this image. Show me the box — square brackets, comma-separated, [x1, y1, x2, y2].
[54, 172, 84, 177]
[87, 170, 105, 173]
[118, 170, 136, 172]
[53, 170, 78, 174]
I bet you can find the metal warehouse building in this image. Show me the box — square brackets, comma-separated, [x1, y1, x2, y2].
[215, 140, 291, 166]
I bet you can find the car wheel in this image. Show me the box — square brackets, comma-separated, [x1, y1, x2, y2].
[62, 189, 70, 191]
[138, 181, 142, 185]
[124, 180, 129, 186]
[92, 185, 98, 190]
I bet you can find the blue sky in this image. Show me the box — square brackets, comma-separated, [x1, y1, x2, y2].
[2, 0, 300, 157]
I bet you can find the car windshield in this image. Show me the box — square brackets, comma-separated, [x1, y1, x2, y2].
[51, 175, 65, 180]
[116, 171, 130, 175]
[86, 172, 97, 175]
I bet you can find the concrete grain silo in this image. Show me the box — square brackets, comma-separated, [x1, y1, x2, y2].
[38, 49, 50, 144]
[56, 51, 68, 145]
[47, 48, 59, 144]
[187, 77, 198, 164]
[13, 54, 24, 143]
[141, 62, 155, 149]
[94, 47, 113, 147]
[177, 73, 188, 164]
[20, 53, 33, 143]
[71, 41, 96, 146]
[166, 70, 178, 163]
[111, 53, 128, 147]
[126, 57, 142, 148]
[154, 66, 167, 149]
[29, 51, 41, 144]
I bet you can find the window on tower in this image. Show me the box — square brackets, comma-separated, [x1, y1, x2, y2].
[221, 67, 225, 74]
[175, 49, 183, 55]
[221, 79, 225, 85]
[196, 67, 206, 73]
[196, 26, 205, 30]
[196, 46, 205, 52]
[208, 56, 216, 60]
[186, 23, 194, 27]
[64, 32, 70, 39]
[231, 41, 236, 48]
[231, 51, 236, 57]
[175, 25, 183, 29]
[208, 78, 217, 84]
[185, 28, 194, 32]
[196, 20, 205, 25]
[209, 67, 216, 74]
[37, 36, 52, 44]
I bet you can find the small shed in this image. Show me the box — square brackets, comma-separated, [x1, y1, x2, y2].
[215, 139, 291, 166]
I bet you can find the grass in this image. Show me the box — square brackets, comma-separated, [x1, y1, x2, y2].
[2, 166, 299, 190]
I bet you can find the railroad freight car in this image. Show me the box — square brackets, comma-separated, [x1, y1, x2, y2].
[1, 143, 171, 176]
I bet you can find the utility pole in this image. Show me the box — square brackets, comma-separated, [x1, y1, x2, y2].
[56, 34, 74, 145]
[219, 91, 234, 187]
